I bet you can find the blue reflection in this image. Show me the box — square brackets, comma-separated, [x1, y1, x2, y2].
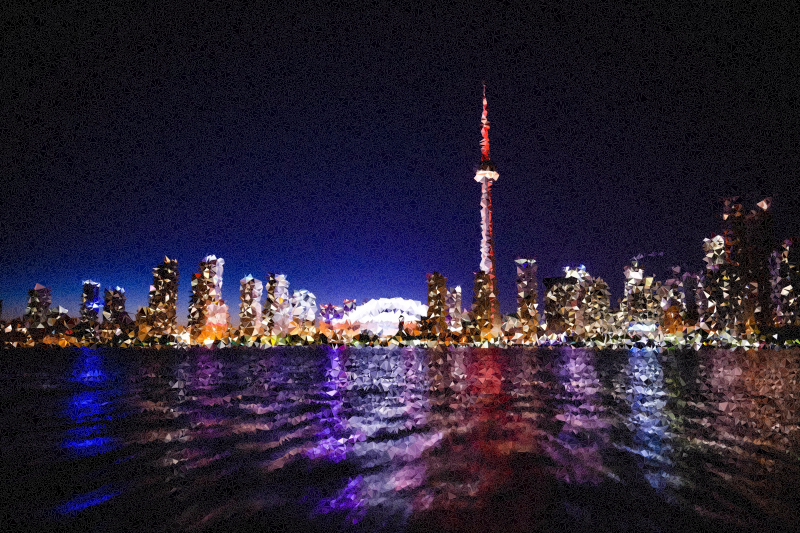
[623, 348, 673, 490]
[61, 348, 121, 457]
[53, 484, 123, 515]
[308, 346, 348, 463]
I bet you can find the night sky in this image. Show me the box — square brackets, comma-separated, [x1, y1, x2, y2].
[2, 2, 799, 324]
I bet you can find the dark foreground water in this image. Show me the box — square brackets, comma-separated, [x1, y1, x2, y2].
[1, 346, 799, 533]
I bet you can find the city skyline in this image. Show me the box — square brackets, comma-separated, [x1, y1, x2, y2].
[0, 193, 794, 328]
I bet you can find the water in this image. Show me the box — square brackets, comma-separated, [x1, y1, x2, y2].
[1, 346, 799, 532]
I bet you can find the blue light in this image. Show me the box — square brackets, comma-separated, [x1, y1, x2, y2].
[53, 484, 123, 515]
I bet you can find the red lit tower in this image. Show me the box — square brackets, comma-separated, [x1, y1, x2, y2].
[472, 84, 502, 338]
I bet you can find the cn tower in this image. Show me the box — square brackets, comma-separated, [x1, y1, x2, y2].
[474, 83, 501, 333]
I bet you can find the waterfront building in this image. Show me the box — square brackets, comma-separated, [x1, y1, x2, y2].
[515, 258, 539, 344]
[445, 285, 463, 332]
[471, 271, 495, 342]
[541, 266, 612, 345]
[770, 237, 800, 327]
[290, 289, 318, 342]
[44, 306, 71, 338]
[81, 281, 102, 321]
[268, 274, 292, 339]
[188, 255, 229, 344]
[658, 267, 687, 335]
[423, 272, 448, 343]
[138, 256, 180, 342]
[543, 266, 588, 342]
[100, 286, 131, 345]
[723, 197, 775, 331]
[582, 274, 612, 346]
[620, 257, 662, 329]
[76, 280, 102, 342]
[24, 283, 51, 337]
[261, 273, 277, 338]
[698, 235, 740, 338]
[103, 286, 131, 327]
[239, 275, 263, 344]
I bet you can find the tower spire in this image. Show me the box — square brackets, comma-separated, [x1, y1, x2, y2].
[480, 82, 491, 163]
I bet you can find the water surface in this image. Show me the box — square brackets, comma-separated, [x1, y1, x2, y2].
[2, 346, 799, 532]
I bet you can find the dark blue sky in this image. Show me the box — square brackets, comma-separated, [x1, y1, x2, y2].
[2, 2, 799, 323]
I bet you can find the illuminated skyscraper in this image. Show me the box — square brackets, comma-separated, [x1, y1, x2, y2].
[515, 258, 539, 342]
[77, 280, 103, 342]
[471, 84, 501, 338]
[290, 289, 318, 342]
[621, 256, 662, 329]
[103, 286, 131, 327]
[771, 237, 800, 327]
[543, 266, 589, 341]
[80, 281, 102, 322]
[24, 283, 51, 331]
[141, 256, 180, 340]
[423, 272, 448, 342]
[445, 285, 462, 332]
[471, 271, 494, 342]
[239, 275, 263, 343]
[260, 273, 295, 342]
[188, 254, 229, 343]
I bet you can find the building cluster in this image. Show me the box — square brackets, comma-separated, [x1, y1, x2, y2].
[414, 198, 798, 350]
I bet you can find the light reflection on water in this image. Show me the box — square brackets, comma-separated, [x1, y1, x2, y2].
[2, 346, 799, 532]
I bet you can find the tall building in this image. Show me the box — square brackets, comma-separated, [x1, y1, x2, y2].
[698, 235, 739, 336]
[77, 280, 103, 342]
[290, 289, 317, 341]
[24, 283, 51, 331]
[771, 237, 800, 327]
[423, 272, 448, 342]
[620, 257, 662, 328]
[722, 197, 775, 331]
[239, 275, 263, 343]
[136, 257, 180, 342]
[270, 274, 292, 338]
[471, 84, 501, 338]
[542, 266, 609, 345]
[188, 254, 229, 343]
[103, 286, 131, 329]
[261, 273, 278, 337]
[80, 281, 102, 322]
[98, 286, 129, 345]
[542, 267, 587, 341]
[582, 275, 612, 344]
[45, 306, 71, 337]
[23, 283, 51, 342]
[471, 271, 494, 341]
[515, 258, 539, 341]
[445, 285, 462, 332]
